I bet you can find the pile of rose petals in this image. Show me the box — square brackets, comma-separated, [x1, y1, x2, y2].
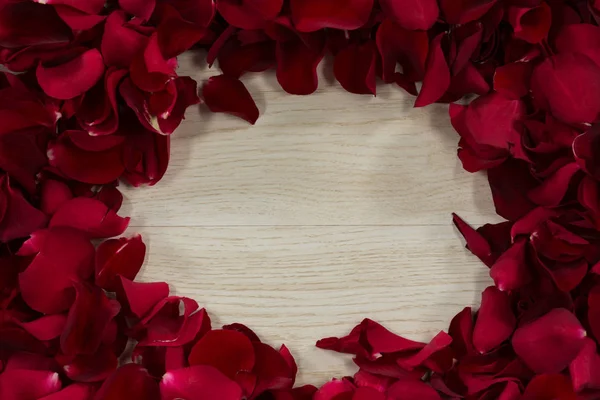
[1, 0, 600, 399]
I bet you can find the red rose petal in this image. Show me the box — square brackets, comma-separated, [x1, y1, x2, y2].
[448, 307, 474, 358]
[276, 37, 324, 95]
[20, 315, 67, 341]
[118, 276, 170, 318]
[137, 297, 207, 347]
[95, 235, 146, 291]
[156, 3, 210, 59]
[18, 228, 95, 314]
[380, 0, 439, 30]
[252, 341, 295, 394]
[202, 75, 259, 124]
[314, 379, 355, 400]
[101, 11, 149, 68]
[574, 126, 600, 180]
[57, 345, 118, 383]
[512, 308, 587, 373]
[60, 281, 120, 355]
[415, 33, 450, 107]
[555, 23, 600, 67]
[493, 62, 533, 99]
[53, 6, 106, 31]
[507, 3, 552, 44]
[160, 365, 243, 400]
[290, 0, 374, 32]
[95, 364, 160, 400]
[41, 0, 105, 14]
[490, 239, 532, 292]
[439, 0, 498, 24]
[37, 49, 105, 100]
[473, 286, 516, 354]
[39, 384, 94, 400]
[217, 0, 283, 30]
[387, 379, 442, 400]
[569, 337, 600, 392]
[119, 0, 156, 20]
[40, 180, 72, 216]
[522, 374, 576, 400]
[376, 18, 428, 84]
[397, 331, 453, 373]
[334, 42, 377, 96]
[528, 162, 580, 206]
[531, 52, 600, 125]
[0, 175, 48, 242]
[588, 286, 600, 342]
[0, 369, 61, 400]
[452, 213, 493, 266]
[122, 122, 170, 186]
[189, 329, 256, 380]
[50, 197, 129, 239]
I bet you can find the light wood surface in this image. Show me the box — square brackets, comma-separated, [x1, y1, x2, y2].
[122, 51, 501, 385]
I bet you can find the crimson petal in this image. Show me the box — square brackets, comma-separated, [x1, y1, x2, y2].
[18, 228, 95, 314]
[0, 369, 61, 400]
[512, 308, 587, 373]
[94, 363, 160, 400]
[117, 276, 170, 319]
[290, 0, 374, 32]
[202, 75, 259, 124]
[160, 365, 243, 399]
[119, 0, 156, 20]
[334, 42, 377, 95]
[387, 379, 441, 400]
[473, 286, 516, 354]
[37, 49, 105, 100]
[0, 175, 47, 242]
[95, 235, 146, 291]
[415, 33, 450, 107]
[380, 0, 439, 30]
[522, 374, 576, 400]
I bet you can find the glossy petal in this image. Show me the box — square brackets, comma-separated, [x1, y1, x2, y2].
[95, 235, 146, 291]
[473, 287, 516, 354]
[290, 0, 374, 32]
[160, 365, 243, 399]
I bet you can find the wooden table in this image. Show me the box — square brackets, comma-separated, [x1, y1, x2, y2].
[121, 52, 502, 385]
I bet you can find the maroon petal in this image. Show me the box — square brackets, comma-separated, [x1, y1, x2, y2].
[448, 307, 474, 358]
[334, 42, 377, 95]
[217, 0, 283, 30]
[122, 122, 170, 186]
[487, 159, 537, 221]
[507, 4, 552, 44]
[153, 77, 200, 135]
[160, 365, 243, 399]
[276, 38, 324, 95]
[60, 281, 120, 355]
[531, 52, 600, 125]
[439, 0, 498, 24]
[522, 374, 576, 400]
[397, 331, 453, 373]
[387, 379, 441, 400]
[137, 297, 207, 347]
[569, 338, 600, 392]
[57, 345, 118, 383]
[473, 287, 516, 354]
[202, 75, 259, 124]
[37, 49, 105, 100]
[573, 126, 600, 180]
[0, 175, 48, 242]
[42, 0, 105, 14]
[50, 197, 129, 239]
[0, 369, 61, 399]
[53, 6, 106, 31]
[101, 11, 149, 68]
[554, 23, 600, 67]
[490, 239, 532, 292]
[40, 180, 72, 216]
[18, 228, 95, 314]
[95, 235, 146, 291]
[252, 342, 294, 394]
[415, 33, 450, 107]
[452, 213, 493, 266]
[588, 286, 600, 342]
[95, 363, 160, 400]
[20, 315, 67, 341]
[528, 162, 580, 206]
[290, 0, 374, 32]
[39, 384, 94, 400]
[119, 0, 156, 20]
[188, 329, 255, 381]
[493, 62, 533, 99]
[512, 308, 587, 373]
[376, 18, 428, 83]
[380, 0, 439, 30]
[118, 276, 170, 318]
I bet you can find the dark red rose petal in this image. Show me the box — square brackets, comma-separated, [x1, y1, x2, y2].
[507, 3, 552, 44]
[18, 228, 95, 314]
[313, 379, 355, 399]
[20, 314, 67, 341]
[452, 213, 493, 266]
[493, 62, 533, 99]
[122, 121, 171, 186]
[56, 345, 118, 383]
[95, 235, 146, 291]
[531, 52, 600, 125]
[448, 307, 474, 358]
[189, 329, 255, 381]
[415, 33, 450, 107]
[0, 175, 48, 242]
[387, 379, 442, 400]
[522, 374, 576, 400]
[528, 162, 580, 206]
[334, 42, 377, 95]
[439, 0, 498, 24]
[119, 0, 156, 20]
[60, 281, 120, 355]
[156, 3, 210, 59]
[202, 75, 259, 124]
[53, 6, 106, 31]
[40, 180, 72, 216]
[290, 0, 374, 32]
[397, 331, 453, 373]
[37, 49, 105, 100]
[276, 37, 324, 95]
[252, 341, 295, 394]
[554, 23, 600, 67]
[0, 369, 61, 399]
[217, 0, 283, 30]
[512, 308, 587, 373]
[573, 126, 600, 180]
[39, 384, 94, 400]
[490, 238, 532, 291]
[50, 197, 129, 239]
[569, 338, 600, 392]
[380, 0, 439, 30]
[42, 0, 105, 14]
[95, 363, 160, 400]
[118, 276, 170, 318]
[473, 286, 516, 354]
[101, 11, 149, 69]
[160, 365, 243, 400]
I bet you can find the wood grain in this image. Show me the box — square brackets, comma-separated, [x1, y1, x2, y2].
[123, 51, 500, 386]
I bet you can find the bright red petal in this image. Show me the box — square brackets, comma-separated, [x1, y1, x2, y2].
[160, 365, 243, 399]
[95, 234, 146, 291]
